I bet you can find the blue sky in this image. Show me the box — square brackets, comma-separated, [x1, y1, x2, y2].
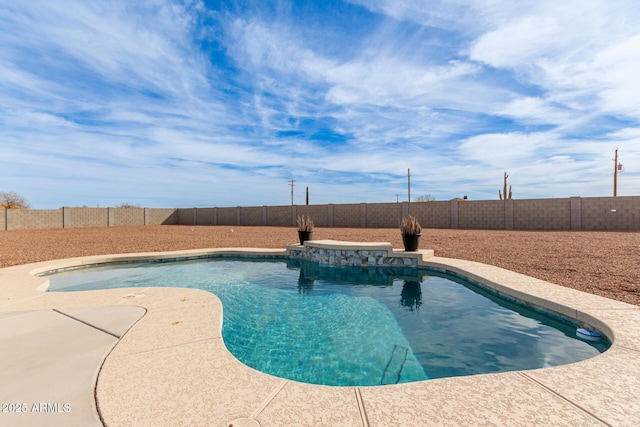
[1, 0, 639, 208]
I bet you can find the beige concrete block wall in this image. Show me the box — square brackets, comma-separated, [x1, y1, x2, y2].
[216, 207, 237, 225]
[266, 206, 293, 226]
[581, 196, 640, 230]
[145, 208, 178, 225]
[110, 208, 145, 226]
[177, 208, 196, 225]
[410, 201, 451, 228]
[514, 198, 571, 230]
[332, 204, 362, 227]
[570, 197, 582, 230]
[366, 202, 402, 228]
[6, 209, 64, 230]
[65, 208, 109, 228]
[610, 196, 640, 230]
[240, 207, 263, 225]
[504, 199, 514, 229]
[458, 201, 505, 229]
[3, 196, 638, 231]
[192, 208, 214, 225]
[296, 205, 329, 227]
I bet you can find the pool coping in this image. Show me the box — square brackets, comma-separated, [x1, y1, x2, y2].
[1, 242, 639, 426]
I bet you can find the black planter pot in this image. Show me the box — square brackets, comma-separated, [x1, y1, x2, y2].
[298, 230, 313, 245]
[401, 233, 421, 251]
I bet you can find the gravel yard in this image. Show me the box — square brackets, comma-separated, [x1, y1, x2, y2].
[1, 225, 638, 306]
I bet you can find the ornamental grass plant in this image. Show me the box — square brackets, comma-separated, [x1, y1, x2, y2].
[296, 215, 314, 232]
[400, 215, 422, 235]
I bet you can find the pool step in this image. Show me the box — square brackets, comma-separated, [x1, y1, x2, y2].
[380, 344, 409, 385]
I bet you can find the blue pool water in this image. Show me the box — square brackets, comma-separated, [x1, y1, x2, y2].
[47, 258, 609, 386]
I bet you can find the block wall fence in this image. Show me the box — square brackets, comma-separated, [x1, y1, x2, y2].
[1, 196, 639, 231]
[1, 208, 178, 231]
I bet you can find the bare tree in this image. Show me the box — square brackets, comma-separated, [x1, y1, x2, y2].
[414, 194, 435, 202]
[0, 191, 30, 209]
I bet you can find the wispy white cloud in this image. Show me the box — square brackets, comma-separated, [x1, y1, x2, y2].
[495, 97, 575, 126]
[591, 35, 640, 118]
[469, 1, 640, 119]
[457, 132, 556, 169]
[346, 0, 531, 35]
[0, 0, 638, 208]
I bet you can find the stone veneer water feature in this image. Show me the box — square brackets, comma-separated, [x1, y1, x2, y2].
[286, 240, 434, 267]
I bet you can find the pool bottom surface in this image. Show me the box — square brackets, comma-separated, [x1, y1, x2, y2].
[48, 258, 609, 386]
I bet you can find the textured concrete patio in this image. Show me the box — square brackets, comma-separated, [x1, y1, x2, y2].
[1, 244, 639, 426]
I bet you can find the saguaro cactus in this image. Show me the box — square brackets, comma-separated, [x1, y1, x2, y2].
[499, 172, 513, 200]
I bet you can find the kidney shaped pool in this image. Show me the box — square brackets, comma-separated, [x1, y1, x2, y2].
[46, 257, 609, 386]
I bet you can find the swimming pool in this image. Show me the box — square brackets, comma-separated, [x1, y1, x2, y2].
[47, 257, 609, 386]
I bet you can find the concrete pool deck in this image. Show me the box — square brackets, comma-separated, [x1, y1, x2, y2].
[1, 243, 640, 426]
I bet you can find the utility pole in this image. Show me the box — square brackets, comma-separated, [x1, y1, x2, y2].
[289, 179, 295, 205]
[407, 168, 411, 204]
[305, 186, 309, 205]
[613, 148, 618, 197]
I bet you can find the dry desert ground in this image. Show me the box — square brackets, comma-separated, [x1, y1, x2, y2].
[1, 225, 638, 306]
